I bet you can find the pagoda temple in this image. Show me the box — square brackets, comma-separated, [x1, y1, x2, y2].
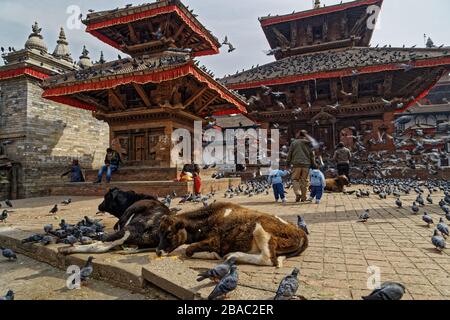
[42, 0, 247, 167]
[221, 0, 450, 153]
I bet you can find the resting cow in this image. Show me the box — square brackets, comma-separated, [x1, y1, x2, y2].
[157, 203, 308, 267]
[59, 188, 171, 254]
[325, 175, 350, 193]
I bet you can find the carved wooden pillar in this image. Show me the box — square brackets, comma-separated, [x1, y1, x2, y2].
[351, 77, 359, 103]
[382, 73, 393, 98]
[330, 79, 338, 101]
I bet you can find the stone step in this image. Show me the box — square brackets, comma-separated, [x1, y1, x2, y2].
[84, 166, 178, 182]
[50, 178, 242, 197]
[84, 166, 221, 183]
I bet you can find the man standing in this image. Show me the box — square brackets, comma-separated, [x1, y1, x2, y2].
[287, 130, 315, 203]
[95, 148, 122, 184]
[333, 142, 352, 181]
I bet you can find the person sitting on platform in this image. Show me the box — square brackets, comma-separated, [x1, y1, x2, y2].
[94, 148, 122, 184]
[61, 159, 85, 183]
[179, 164, 194, 182]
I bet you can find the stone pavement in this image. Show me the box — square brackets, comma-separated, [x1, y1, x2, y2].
[1, 187, 449, 300]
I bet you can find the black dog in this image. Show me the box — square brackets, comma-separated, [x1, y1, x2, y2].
[59, 188, 171, 254]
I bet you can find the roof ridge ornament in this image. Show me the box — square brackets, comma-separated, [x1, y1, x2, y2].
[314, 0, 321, 9]
[25, 21, 48, 52]
[53, 27, 73, 62]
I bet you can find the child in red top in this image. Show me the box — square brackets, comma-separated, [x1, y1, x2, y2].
[193, 164, 202, 195]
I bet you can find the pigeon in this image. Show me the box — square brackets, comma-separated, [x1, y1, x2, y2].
[297, 216, 309, 235]
[0, 210, 8, 223]
[426, 194, 433, 204]
[5, 199, 13, 208]
[44, 224, 53, 234]
[197, 257, 237, 282]
[1, 247, 17, 261]
[79, 236, 94, 245]
[411, 202, 419, 215]
[49, 205, 58, 215]
[0, 290, 14, 301]
[422, 213, 434, 227]
[57, 235, 77, 246]
[362, 282, 405, 300]
[80, 256, 95, 283]
[395, 198, 402, 208]
[208, 265, 239, 300]
[61, 198, 72, 205]
[437, 218, 449, 239]
[274, 268, 300, 300]
[40, 236, 54, 246]
[358, 209, 370, 223]
[432, 229, 446, 251]
[21, 234, 44, 244]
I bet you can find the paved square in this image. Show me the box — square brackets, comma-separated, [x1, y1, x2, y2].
[1, 186, 449, 300]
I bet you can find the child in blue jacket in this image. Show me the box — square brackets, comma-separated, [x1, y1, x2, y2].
[308, 164, 326, 204]
[268, 169, 290, 204]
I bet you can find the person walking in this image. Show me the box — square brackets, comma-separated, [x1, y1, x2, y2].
[287, 130, 316, 203]
[308, 164, 326, 204]
[333, 142, 352, 181]
[268, 168, 290, 205]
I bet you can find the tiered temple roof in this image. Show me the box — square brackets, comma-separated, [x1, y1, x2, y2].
[42, 1, 247, 118]
[222, 47, 450, 88]
[83, 0, 221, 57]
[259, 0, 383, 59]
[42, 51, 247, 116]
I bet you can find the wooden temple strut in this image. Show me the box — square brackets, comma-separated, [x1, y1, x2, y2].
[132, 83, 152, 107]
[184, 87, 208, 107]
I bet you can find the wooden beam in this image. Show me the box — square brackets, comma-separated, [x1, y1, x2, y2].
[128, 24, 139, 43]
[184, 87, 208, 108]
[132, 83, 152, 108]
[197, 94, 219, 114]
[173, 24, 186, 41]
[109, 89, 126, 110]
[351, 78, 359, 102]
[75, 94, 109, 112]
[290, 22, 298, 48]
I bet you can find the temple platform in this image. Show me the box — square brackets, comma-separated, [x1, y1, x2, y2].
[50, 178, 241, 197]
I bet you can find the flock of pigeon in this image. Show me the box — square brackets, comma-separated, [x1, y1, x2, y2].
[353, 178, 450, 253]
[0, 198, 102, 300]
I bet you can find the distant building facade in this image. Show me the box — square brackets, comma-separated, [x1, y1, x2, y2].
[0, 23, 109, 199]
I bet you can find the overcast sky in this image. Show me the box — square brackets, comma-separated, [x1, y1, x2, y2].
[0, 0, 449, 77]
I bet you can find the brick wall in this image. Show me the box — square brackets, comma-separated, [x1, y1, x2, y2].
[0, 76, 109, 199]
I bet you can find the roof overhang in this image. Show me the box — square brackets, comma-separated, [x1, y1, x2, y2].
[42, 62, 247, 114]
[260, 0, 384, 27]
[84, 2, 220, 57]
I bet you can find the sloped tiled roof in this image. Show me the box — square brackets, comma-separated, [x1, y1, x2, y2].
[221, 47, 450, 88]
[42, 52, 190, 87]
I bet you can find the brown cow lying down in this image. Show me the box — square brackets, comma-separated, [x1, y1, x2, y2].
[325, 175, 350, 193]
[157, 203, 308, 267]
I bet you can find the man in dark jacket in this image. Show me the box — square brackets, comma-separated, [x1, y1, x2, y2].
[95, 148, 122, 183]
[287, 130, 315, 203]
[61, 159, 85, 183]
[333, 142, 352, 181]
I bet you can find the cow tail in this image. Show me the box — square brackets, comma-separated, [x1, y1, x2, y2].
[285, 231, 309, 258]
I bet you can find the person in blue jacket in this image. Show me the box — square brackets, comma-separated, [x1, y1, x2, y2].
[61, 159, 85, 183]
[308, 164, 326, 204]
[268, 169, 290, 205]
